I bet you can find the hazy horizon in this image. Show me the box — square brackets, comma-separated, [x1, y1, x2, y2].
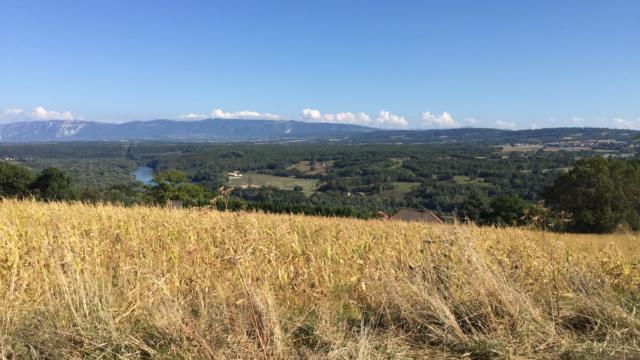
[2, 116, 640, 132]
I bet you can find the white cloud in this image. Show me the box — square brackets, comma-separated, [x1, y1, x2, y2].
[612, 118, 640, 130]
[211, 108, 283, 121]
[31, 106, 76, 120]
[177, 109, 284, 121]
[571, 116, 585, 125]
[4, 108, 25, 116]
[0, 106, 77, 123]
[465, 118, 478, 125]
[530, 123, 539, 129]
[178, 113, 208, 120]
[300, 108, 407, 128]
[495, 120, 516, 129]
[375, 110, 407, 128]
[421, 111, 459, 128]
[301, 109, 322, 121]
[301, 108, 372, 125]
[176, 108, 284, 121]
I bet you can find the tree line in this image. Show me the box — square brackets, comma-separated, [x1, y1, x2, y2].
[0, 162, 74, 201]
[2, 156, 640, 233]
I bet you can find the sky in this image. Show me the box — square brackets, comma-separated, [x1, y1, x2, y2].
[1, 0, 639, 129]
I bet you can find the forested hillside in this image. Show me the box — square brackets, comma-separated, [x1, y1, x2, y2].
[1, 138, 638, 232]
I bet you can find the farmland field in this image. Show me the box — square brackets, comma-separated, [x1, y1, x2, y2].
[452, 175, 485, 185]
[500, 144, 544, 153]
[227, 173, 319, 193]
[380, 181, 421, 198]
[1, 200, 638, 358]
[287, 160, 334, 175]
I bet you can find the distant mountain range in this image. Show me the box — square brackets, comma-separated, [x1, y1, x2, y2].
[0, 119, 372, 142]
[0, 118, 637, 144]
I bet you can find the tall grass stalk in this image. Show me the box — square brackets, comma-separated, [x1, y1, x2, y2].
[0, 200, 638, 358]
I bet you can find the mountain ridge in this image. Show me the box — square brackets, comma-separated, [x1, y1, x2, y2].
[0, 118, 637, 143]
[0, 118, 374, 142]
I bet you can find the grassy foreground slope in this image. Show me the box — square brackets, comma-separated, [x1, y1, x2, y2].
[1, 201, 639, 359]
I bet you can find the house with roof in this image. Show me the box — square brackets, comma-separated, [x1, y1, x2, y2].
[389, 208, 444, 224]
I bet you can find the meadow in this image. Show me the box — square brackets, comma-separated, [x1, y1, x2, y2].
[1, 200, 639, 359]
[228, 173, 319, 193]
[379, 182, 421, 199]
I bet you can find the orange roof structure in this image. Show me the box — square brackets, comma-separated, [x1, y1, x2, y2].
[389, 208, 443, 224]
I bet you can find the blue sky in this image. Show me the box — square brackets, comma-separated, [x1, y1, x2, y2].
[1, 0, 639, 129]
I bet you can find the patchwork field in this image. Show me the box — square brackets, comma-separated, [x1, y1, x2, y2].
[452, 175, 485, 185]
[227, 173, 319, 193]
[1, 200, 639, 358]
[287, 160, 334, 175]
[500, 144, 544, 153]
[380, 181, 421, 198]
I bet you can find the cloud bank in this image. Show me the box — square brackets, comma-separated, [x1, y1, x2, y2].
[178, 113, 209, 120]
[0, 106, 78, 123]
[301, 108, 407, 128]
[212, 108, 284, 121]
[612, 118, 640, 130]
[7, 105, 637, 131]
[495, 120, 516, 129]
[571, 116, 585, 125]
[179, 107, 408, 128]
[375, 110, 408, 127]
[301, 109, 371, 125]
[178, 108, 284, 121]
[421, 111, 459, 128]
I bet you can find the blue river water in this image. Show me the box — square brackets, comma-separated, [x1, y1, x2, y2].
[132, 166, 154, 184]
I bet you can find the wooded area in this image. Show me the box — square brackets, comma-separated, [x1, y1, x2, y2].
[1, 142, 638, 232]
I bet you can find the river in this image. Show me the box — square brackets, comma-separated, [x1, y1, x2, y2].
[132, 166, 155, 185]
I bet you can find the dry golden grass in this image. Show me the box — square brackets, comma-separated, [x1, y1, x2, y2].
[1, 200, 639, 359]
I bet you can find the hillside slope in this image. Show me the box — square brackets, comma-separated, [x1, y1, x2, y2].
[1, 201, 639, 358]
[0, 119, 372, 142]
[0, 120, 637, 145]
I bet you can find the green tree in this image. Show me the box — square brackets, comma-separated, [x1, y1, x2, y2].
[482, 195, 530, 226]
[456, 187, 490, 222]
[31, 167, 74, 201]
[543, 157, 640, 233]
[149, 169, 210, 206]
[0, 161, 34, 198]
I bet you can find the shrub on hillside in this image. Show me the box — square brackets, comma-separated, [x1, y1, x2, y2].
[543, 157, 640, 233]
[0, 161, 34, 198]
